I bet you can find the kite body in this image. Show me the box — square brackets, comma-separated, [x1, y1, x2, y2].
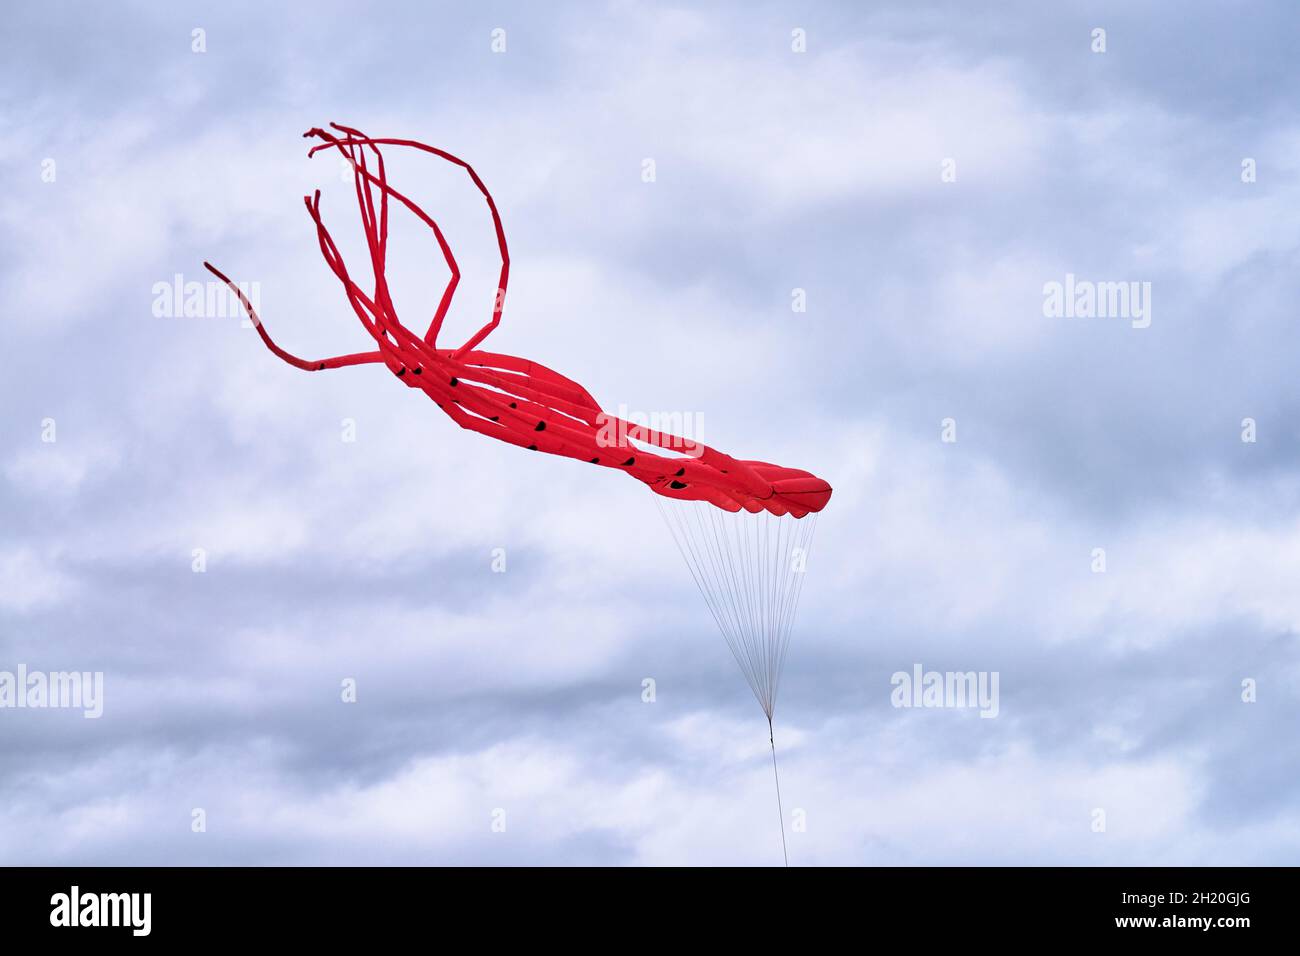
[205, 124, 830, 517]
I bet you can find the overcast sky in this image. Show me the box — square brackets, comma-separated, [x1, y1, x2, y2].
[2, 1, 1299, 865]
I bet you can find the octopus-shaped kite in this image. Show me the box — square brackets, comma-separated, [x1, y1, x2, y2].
[204, 124, 831, 518]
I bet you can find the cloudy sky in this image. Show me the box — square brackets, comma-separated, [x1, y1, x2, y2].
[2, 1, 1299, 865]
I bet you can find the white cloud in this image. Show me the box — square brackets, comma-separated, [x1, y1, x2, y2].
[0, 547, 75, 612]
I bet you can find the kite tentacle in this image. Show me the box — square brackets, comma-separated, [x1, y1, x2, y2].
[305, 126, 509, 357]
[305, 127, 467, 350]
[201, 260, 386, 372]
